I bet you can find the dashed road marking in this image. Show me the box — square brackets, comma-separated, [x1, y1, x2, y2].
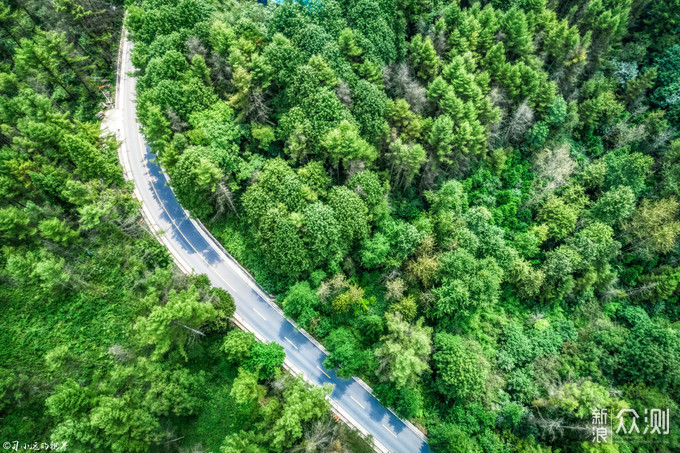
[382, 424, 398, 438]
[317, 365, 331, 379]
[351, 396, 365, 409]
[284, 336, 298, 349]
[253, 308, 266, 321]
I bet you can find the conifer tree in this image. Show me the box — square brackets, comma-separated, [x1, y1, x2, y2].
[409, 34, 440, 82]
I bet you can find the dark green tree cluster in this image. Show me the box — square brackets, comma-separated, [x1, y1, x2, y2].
[0, 2, 368, 452]
[128, 0, 680, 451]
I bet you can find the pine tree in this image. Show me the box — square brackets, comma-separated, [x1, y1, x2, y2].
[338, 28, 364, 69]
[625, 67, 657, 106]
[385, 98, 423, 142]
[483, 42, 507, 82]
[358, 59, 384, 88]
[501, 7, 534, 60]
[429, 115, 455, 164]
[409, 34, 440, 82]
[387, 138, 427, 189]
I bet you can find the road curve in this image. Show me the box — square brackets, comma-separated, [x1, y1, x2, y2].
[109, 32, 431, 453]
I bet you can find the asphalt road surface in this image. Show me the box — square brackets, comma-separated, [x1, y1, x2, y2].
[114, 34, 431, 453]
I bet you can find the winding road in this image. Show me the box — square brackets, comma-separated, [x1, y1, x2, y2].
[108, 32, 431, 453]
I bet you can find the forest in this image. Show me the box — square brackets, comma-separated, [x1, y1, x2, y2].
[1, 0, 680, 452]
[0, 1, 370, 452]
[125, 0, 680, 451]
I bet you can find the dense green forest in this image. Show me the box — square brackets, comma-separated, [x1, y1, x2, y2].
[0, 1, 370, 452]
[126, 0, 680, 451]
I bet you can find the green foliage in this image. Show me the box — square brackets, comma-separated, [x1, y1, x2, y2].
[230, 368, 265, 405]
[629, 197, 680, 254]
[604, 148, 654, 195]
[546, 381, 615, 419]
[243, 158, 354, 279]
[429, 423, 477, 452]
[327, 185, 370, 252]
[501, 7, 534, 59]
[321, 120, 378, 168]
[432, 249, 503, 325]
[245, 342, 285, 380]
[433, 333, 488, 401]
[172, 147, 224, 218]
[283, 281, 320, 329]
[325, 327, 374, 378]
[0, 206, 36, 241]
[537, 195, 580, 241]
[107, 0, 680, 451]
[302, 202, 344, 271]
[409, 34, 440, 82]
[39, 217, 78, 244]
[428, 115, 456, 164]
[653, 45, 680, 127]
[222, 330, 256, 364]
[617, 320, 680, 391]
[589, 185, 636, 226]
[134, 286, 217, 361]
[351, 80, 389, 145]
[525, 121, 549, 148]
[347, 0, 397, 64]
[374, 312, 432, 388]
[0, 2, 372, 453]
[265, 376, 333, 451]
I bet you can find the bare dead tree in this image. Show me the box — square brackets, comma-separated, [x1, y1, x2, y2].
[208, 51, 233, 97]
[246, 89, 271, 125]
[605, 121, 647, 150]
[418, 155, 439, 192]
[317, 273, 349, 303]
[383, 63, 427, 113]
[268, 374, 289, 395]
[532, 142, 577, 194]
[382, 269, 401, 284]
[173, 321, 205, 338]
[186, 36, 207, 60]
[116, 212, 145, 238]
[108, 344, 131, 362]
[316, 281, 332, 302]
[418, 290, 434, 312]
[599, 287, 626, 302]
[625, 282, 658, 299]
[167, 108, 188, 133]
[528, 409, 567, 442]
[432, 24, 448, 57]
[178, 443, 205, 453]
[345, 159, 366, 181]
[415, 17, 428, 36]
[385, 277, 406, 302]
[648, 127, 674, 154]
[335, 80, 352, 109]
[289, 419, 340, 453]
[504, 100, 534, 145]
[211, 179, 238, 222]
